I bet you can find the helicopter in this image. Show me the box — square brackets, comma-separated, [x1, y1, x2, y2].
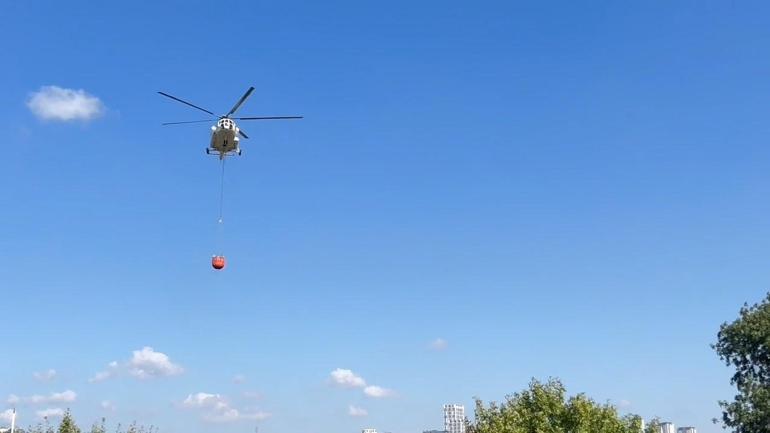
[158, 86, 303, 159]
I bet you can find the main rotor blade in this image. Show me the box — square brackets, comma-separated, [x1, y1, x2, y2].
[226, 86, 255, 117]
[162, 119, 216, 125]
[233, 116, 304, 120]
[158, 91, 217, 116]
[238, 129, 249, 139]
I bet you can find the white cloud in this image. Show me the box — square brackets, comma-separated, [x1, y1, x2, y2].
[201, 408, 240, 423]
[182, 393, 226, 409]
[239, 411, 271, 421]
[330, 368, 366, 388]
[33, 369, 57, 382]
[429, 338, 448, 351]
[348, 405, 368, 417]
[90, 348, 183, 383]
[202, 409, 271, 423]
[10, 390, 76, 405]
[89, 371, 115, 383]
[27, 86, 104, 121]
[329, 368, 395, 399]
[363, 385, 394, 398]
[0, 409, 14, 423]
[100, 401, 116, 412]
[36, 408, 64, 419]
[89, 361, 119, 383]
[128, 347, 184, 379]
[232, 374, 246, 384]
[48, 390, 76, 403]
[617, 399, 632, 409]
[181, 392, 270, 423]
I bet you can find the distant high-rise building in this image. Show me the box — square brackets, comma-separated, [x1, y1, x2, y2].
[362, 429, 377, 433]
[660, 422, 675, 433]
[443, 404, 465, 433]
[677, 428, 696, 433]
[423, 430, 447, 433]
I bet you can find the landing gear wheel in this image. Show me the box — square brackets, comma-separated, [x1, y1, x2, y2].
[206, 148, 210, 154]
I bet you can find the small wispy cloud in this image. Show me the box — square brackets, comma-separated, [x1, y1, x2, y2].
[8, 390, 76, 405]
[363, 385, 394, 398]
[232, 374, 246, 384]
[100, 400, 116, 412]
[182, 393, 225, 409]
[330, 369, 366, 388]
[0, 409, 14, 423]
[27, 86, 104, 121]
[180, 392, 270, 423]
[329, 368, 396, 399]
[33, 369, 57, 382]
[36, 408, 64, 419]
[429, 338, 448, 351]
[89, 361, 119, 383]
[242, 391, 262, 400]
[202, 409, 271, 423]
[348, 405, 368, 417]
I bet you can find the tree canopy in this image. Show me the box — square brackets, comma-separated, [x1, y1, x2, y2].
[713, 292, 770, 433]
[56, 411, 80, 433]
[467, 378, 654, 433]
[17, 413, 152, 433]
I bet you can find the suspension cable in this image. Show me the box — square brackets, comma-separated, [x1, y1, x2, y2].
[218, 157, 226, 223]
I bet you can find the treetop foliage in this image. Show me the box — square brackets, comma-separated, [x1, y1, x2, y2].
[713, 292, 770, 433]
[467, 378, 656, 433]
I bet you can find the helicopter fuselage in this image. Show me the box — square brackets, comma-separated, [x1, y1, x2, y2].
[208, 118, 242, 159]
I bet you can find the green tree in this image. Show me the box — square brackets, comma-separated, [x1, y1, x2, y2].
[643, 417, 661, 433]
[43, 416, 53, 433]
[57, 410, 80, 433]
[713, 293, 770, 432]
[467, 378, 648, 433]
[89, 418, 105, 433]
[27, 421, 44, 433]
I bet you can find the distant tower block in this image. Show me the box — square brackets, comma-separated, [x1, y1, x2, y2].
[677, 428, 696, 433]
[660, 423, 675, 433]
[443, 404, 465, 433]
[362, 429, 377, 433]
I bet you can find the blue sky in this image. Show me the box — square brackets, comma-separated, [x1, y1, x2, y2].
[2, 1, 770, 432]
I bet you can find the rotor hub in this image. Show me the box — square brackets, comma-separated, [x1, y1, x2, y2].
[218, 118, 235, 129]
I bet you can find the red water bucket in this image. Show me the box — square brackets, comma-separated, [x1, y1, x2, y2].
[211, 255, 226, 270]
